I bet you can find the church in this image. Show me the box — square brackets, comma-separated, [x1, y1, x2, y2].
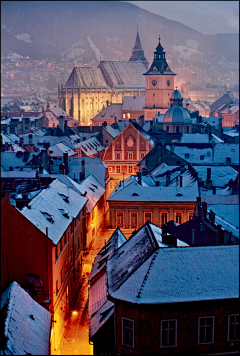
[58, 30, 149, 126]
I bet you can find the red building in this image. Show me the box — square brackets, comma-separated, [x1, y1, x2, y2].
[1, 179, 88, 354]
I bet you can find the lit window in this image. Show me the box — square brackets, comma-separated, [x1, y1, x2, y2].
[128, 166, 133, 174]
[161, 319, 177, 348]
[116, 166, 121, 173]
[108, 167, 112, 172]
[228, 314, 239, 341]
[144, 212, 152, 223]
[198, 316, 214, 344]
[122, 317, 134, 348]
[160, 212, 168, 225]
[130, 212, 138, 228]
[123, 114, 126, 119]
[127, 113, 131, 119]
[128, 153, 133, 160]
[175, 212, 182, 224]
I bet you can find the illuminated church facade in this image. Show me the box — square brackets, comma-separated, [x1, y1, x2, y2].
[58, 31, 148, 126]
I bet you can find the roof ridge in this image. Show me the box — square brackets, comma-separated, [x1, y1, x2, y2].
[137, 251, 158, 299]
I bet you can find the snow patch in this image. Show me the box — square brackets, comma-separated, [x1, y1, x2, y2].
[87, 35, 104, 61]
[4, 51, 24, 60]
[186, 39, 199, 50]
[172, 44, 202, 60]
[15, 33, 32, 43]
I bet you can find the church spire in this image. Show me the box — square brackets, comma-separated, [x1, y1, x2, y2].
[129, 29, 149, 70]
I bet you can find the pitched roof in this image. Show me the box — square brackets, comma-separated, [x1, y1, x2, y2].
[108, 245, 239, 304]
[210, 94, 234, 113]
[1, 281, 51, 355]
[20, 179, 88, 245]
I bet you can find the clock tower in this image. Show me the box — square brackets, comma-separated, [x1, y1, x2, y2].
[143, 36, 176, 120]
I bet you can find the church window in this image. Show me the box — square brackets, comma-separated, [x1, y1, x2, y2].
[127, 113, 131, 119]
[153, 66, 157, 72]
[128, 153, 133, 160]
[123, 114, 126, 119]
[167, 80, 170, 86]
[153, 93, 155, 97]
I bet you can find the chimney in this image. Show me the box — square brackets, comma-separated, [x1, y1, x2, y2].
[139, 115, 144, 128]
[39, 165, 44, 174]
[63, 152, 69, 174]
[212, 186, 216, 195]
[202, 202, 207, 217]
[166, 171, 171, 186]
[114, 116, 117, 124]
[137, 171, 142, 185]
[29, 133, 33, 145]
[58, 115, 64, 132]
[64, 119, 68, 132]
[9, 166, 13, 171]
[208, 210, 215, 223]
[7, 125, 10, 135]
[191, 229, 195, 246]
[82, 159, 85, 180]
[79, 171, 84, 181]
[49, 158, 53, 173]
[156, 181, 160, 187]
[162, 234, 177, 247]
[20, 137, 24, 148]
[59, 163, 65, 174]
[161, 223, 168, 235]
[179, 176, 183, 187]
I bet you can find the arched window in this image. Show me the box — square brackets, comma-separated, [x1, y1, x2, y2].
[186, 126, 189, 133]
[176, 126, 180, 133]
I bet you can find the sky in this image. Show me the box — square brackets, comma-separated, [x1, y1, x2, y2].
[125, 1, 239, 35]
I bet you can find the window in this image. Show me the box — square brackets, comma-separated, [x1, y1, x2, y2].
[161, 319, 177, 348]
[188, 211, 194, 221]
[116, 211, 124, 227]
[166, 126, 169, 132]
[122, 318, 134, 348]
[128, 153, 133, 160]
[116, 166, 121, 173]
[65, 261, 68, 276]
[108, 167, 112, 173]
[128, 166, 133, 174]
[144, 212, 152, 223]
[106, 139, 108, 143]
[116, 153, 121, 160]
[185, 153, 190, 159]
[110, 180, 114, 190]
[228, 314, 239, 341]
[198, 316, 214, 344]
[55, 246, 58, 262]
[186, 126, 189, 133]
[130, 212, 138, 228]
[175, 212, 182, 224]
[176, 126, 180, 133]
[123, 114, 126, 119]
[61, 268, 64, 285]
[160, 212, 168, 225]
[60, 238, 63, 253]
[140, 153, 145, 159]
[127, 113, 131, 119]
[200, 155, 205, 160]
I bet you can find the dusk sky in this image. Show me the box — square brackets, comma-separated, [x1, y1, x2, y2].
[126, 1, 239, 35]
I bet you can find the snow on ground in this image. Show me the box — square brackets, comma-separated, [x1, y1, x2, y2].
[87, 35, 104, 61]
[15, 33, 32, 43]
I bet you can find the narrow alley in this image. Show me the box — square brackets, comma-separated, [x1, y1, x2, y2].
[56, 228, 114, 355]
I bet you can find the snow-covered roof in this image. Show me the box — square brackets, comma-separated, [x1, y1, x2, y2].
[89, 297, 114, 340]
[78, 174, 105, 213]
[20, 135, 75, 150]
[193, 165, 237, 187]
[122, 96, 145, 111]
[180, 133, 209, 143]
[103, 125, 121, 138]
[48, 142, 77, 157]
[108, 179, 199, 202]
[1, 171, 37, 179]
[107, 222, 189, 297]
[211, 133, 224, 143]
[91, 104, 122, 122]
[52, 156, 107, 189]
[1, 281, 51, 355]
[89, 227, 127, 283]
[207, 204, 239, 235]
[75, 137, 105, 156]
[223, 129, 239, 138]
[20, 179, 88, 245]
[48, 106, 69, 118]
[155, 114, 164, 123]
[108, 245, 239, 304]
[1, 152, 35, 170]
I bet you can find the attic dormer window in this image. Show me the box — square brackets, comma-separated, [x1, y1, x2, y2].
[59, 209, 69, 218]
[176, 193, 183, 197]
[58, 193, 69, 203]
[153, 66, 157, 72]
[41, 212, 54, 223]
[132, 192, 139, 196]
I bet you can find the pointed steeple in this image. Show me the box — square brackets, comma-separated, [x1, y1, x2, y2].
[129, 29, 149, 70]
[144, 35, 176, 75]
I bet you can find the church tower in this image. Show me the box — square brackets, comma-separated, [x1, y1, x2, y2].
[129, 30, 149, 70]
[143, 36, 176, 120]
